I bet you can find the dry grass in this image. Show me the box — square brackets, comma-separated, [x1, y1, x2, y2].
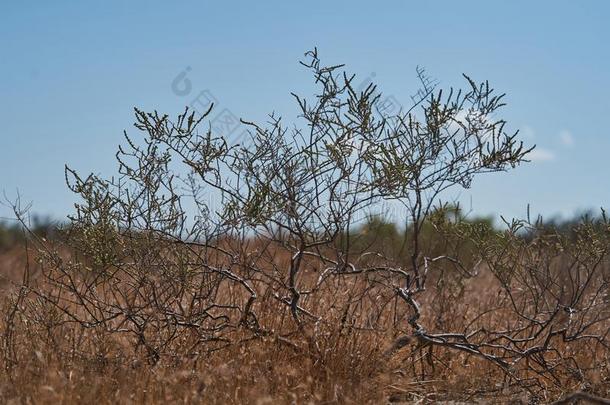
[0, 241, 608, 405]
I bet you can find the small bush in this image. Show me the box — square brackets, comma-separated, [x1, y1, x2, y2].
[1, 50, 608, 403]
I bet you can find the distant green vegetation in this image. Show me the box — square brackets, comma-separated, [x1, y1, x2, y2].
[343, 206, 609, 258]
[0, 216, 56, 251]
[0, 209, 605, 253]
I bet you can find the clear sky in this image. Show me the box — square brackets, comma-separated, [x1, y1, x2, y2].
[1, 1, 609, 223]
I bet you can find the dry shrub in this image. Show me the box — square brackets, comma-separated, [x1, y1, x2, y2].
[1, 49, 608, 403]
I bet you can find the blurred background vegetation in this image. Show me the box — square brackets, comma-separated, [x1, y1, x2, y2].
[2, 209, 598, 255]
[1, 209, 605, 252]
[339, 207, 607, 260]
[0, 215, 56, 251]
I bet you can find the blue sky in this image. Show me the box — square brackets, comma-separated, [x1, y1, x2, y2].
[1, 1, 609, 223]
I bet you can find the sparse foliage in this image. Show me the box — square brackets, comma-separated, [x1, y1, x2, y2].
[1, 49, 608, 403]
